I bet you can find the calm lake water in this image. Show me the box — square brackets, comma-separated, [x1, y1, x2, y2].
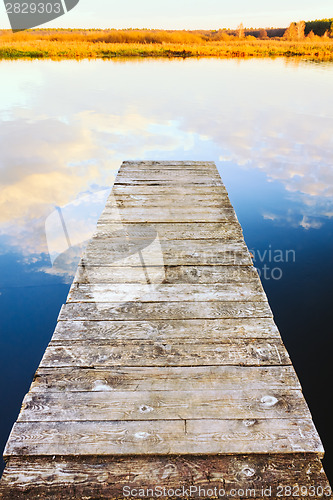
[0, 58, 332, 481]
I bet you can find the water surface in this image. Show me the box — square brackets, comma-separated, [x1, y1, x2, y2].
[0, 57, 332, 480]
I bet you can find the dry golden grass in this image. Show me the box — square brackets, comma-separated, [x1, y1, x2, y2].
[1, 29, 333, 60]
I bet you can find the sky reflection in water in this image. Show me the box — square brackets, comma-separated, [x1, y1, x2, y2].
[0, 57, 332, 479]
[1, 58, 333, 269]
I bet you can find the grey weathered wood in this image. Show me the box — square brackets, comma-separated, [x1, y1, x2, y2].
[115, 165, 218, 172]
[115, 176, 224, 186]
[82, 240, 252, 266]
[1, 160, 328, 497]
[30, 366, 301, 392]
[18, 389, 311, 422]
[59, 300, 273, 321]
[116, 169, 222, 179]
[68, 282, 266, 303]
[40, 339, 291, 367]
[187, 419, 324, 455]
[114, 178, 224, 186]
[1, 454, 330, 500]
[110, 193, 232, 207]
[52, 317, 280, 341]
[98, 206, 237, 222]
[116, 165, 218, 172]
[4, 419, 324, 456]
[112, 184, 228, 195]
[120, 160, 217, 167]
[0, 455, 329, 500]
[119, 167, 219, 173]
[94, 222, 244, 240]
[74, 264, 260, 284]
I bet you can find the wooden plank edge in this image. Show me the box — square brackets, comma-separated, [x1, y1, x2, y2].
[0, 454, 331, 500]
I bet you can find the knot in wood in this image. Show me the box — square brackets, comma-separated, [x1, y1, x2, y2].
[260, 395, 278, 407]
[139, 405, 154, 413]
[241, 467, 256, 477]
[134, 432, 151, 440]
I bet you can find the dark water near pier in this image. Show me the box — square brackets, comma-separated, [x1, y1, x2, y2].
[0, 58, 332, 481]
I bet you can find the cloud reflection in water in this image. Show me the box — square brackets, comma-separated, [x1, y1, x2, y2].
[0, 58, 332, 280]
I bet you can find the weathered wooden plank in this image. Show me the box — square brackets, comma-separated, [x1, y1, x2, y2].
[59, 301, 273, 321]
[121, 160, 217, 167]
[119, 161, 219, 170]
[114, 179, 224, 186]
[110, 194, 231, 207]
[68, 282, 266, 303]
[31, 366, 301, 393]
[118, 161, 217, 166]
[52, 317, 280, 342]
[186, 419, 324, 456]
[3, 420, 184, 456]
[116, 167, 220, 173]
[119, 167, 219, 173]
[99, 206, 237, 222]
[87, 238, 249, 254]
[112, 185, 228, 195]
[40, 339, 291, 367]
[116, 168, 222, 177]
[94, 222, 244, 240]
[18, 389, 311, 422]
[118, 164, 218, 169]
[81, 250, 250, 267]
[4, 419, 324, 456]
[82, 240, 252, 266]
[1, 454, 330, 500]
[74, 264, 260, 284]
[115, 175, 223, 185]
[115, 167, 221, 177]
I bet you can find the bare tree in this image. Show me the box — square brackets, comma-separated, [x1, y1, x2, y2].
[237, 22, 244, 38]
[296, 20, 305, 39]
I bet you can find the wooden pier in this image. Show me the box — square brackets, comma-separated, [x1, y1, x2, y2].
[0, 161, 331, 498]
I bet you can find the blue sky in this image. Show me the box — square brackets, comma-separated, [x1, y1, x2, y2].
[0, 0, 332, 29]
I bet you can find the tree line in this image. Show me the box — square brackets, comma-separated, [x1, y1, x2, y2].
[305, 19, 333, 37]
[283, 19, 333, 40]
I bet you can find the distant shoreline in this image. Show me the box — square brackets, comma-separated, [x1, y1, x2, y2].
[1, 29, 333, 60]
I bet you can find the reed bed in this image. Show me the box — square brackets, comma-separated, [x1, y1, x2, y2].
[1, 29, 333, 60]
